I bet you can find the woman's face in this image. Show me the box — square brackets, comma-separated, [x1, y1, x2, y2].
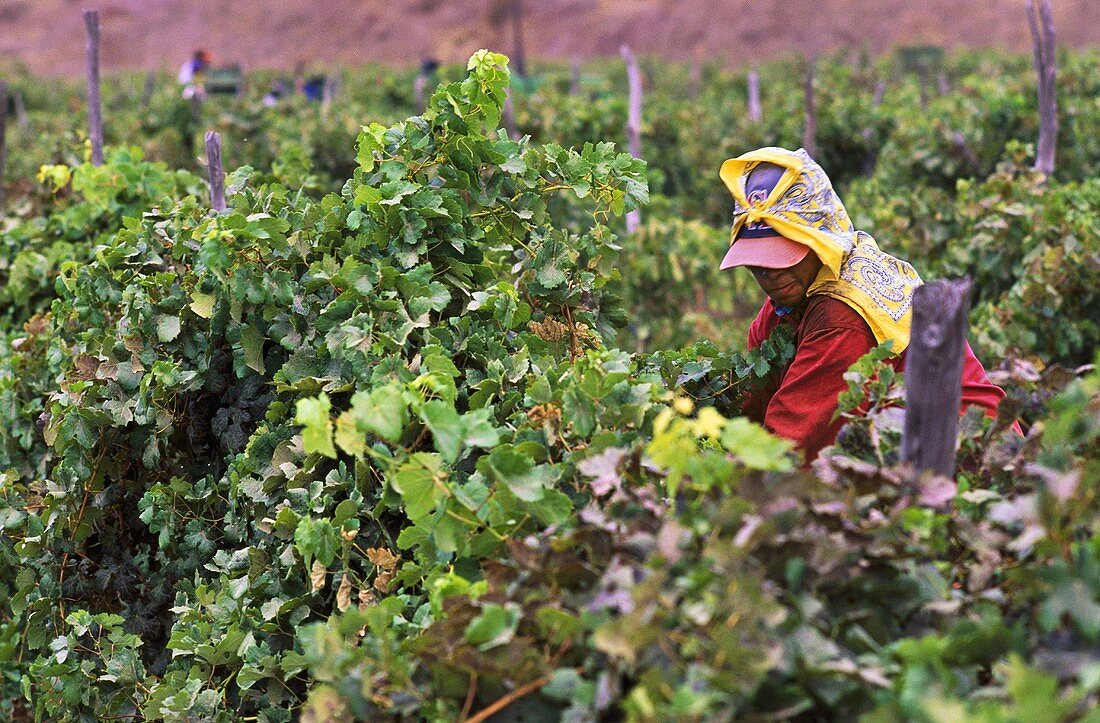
[747, 251, 823, 307]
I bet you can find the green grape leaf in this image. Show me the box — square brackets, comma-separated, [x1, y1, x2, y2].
[349, 382, 408, 443]
[296, 394, 337, 458]
[294, 517, 340, 568]
[465, 602, 521, 651]
[720, 417, 795, 471]
[487, 446, 558, 502]
[390, 453, 445, 521]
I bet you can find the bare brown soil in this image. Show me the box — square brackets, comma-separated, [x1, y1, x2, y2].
[0, 0, 1098, 77]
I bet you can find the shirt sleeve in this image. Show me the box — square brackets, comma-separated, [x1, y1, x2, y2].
[763, 309, 877, 463]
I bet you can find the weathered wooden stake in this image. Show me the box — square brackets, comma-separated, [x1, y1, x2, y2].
[503, 87, 519, 140]
[1027, 0, 1058, 177]
[570, 57, 581, 94]
[872, 79, 887, 108]
[861, 79, 887, 176]
[13, 91, 27, 131]
[205, 131, 226, 212]
[901, 278, 972, 478]
[0, 81, 7, 208]
[689, 62, 702, 100]
[936, 72, 950, 95]
[191, 91, 203, 129]
[802, 55, 818, 158]
[747, 69, 762, 123]
[511, 0, 527, 78]
[141, 70, 156, 109]
[952, 130, 981, 174]
[84, 9, 104, 166]
[414, 71, 428, 113]
[321, 74, 338, 116]
[620, 44, 643, 234]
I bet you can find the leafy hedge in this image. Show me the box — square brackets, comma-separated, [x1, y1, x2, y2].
[848, 144, 1100, 366]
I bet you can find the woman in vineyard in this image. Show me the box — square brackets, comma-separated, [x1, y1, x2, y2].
[718, 147, 1014, 463]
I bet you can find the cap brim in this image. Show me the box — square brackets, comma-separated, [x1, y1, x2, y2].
[719, 235, 811, 270]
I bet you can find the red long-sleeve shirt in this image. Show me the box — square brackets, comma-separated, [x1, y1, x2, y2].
[745, 296, 1013, 463]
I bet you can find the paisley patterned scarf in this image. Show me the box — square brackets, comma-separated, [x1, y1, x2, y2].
[719, 147, 923, 354]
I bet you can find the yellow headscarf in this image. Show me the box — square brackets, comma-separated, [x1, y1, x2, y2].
[719, 147, 923, 354]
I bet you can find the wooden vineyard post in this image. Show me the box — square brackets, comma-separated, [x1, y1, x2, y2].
[937, 72, 950, 95]
[0, 81, 7, 209]
[191, 89, 203, 133]
[13, 91, 27, 131]
[511, 0, 527, 79]
[620, 44, 642, 234]
[570, 57, 581, 94]
[747, 69, 762, 123]
[872, 79, 887, 108]
[84, 9, 104, 166]
[901, 278, 972, 478]
[860, 79, 886, 175]
[1027, 0, 1058, 177]
[205, 131, 226, 212]
[802, 55, 817, 159]
[952, 130, 980, 174]
[503, 88, 519, 140]
[321, 74, 339, 117]
[141, 70, 156, 109]
[414, 72, 428, 113]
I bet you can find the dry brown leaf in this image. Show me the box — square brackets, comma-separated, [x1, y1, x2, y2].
[336, 574, 353, 611]
[527, 403, 562, 427]
[528, 318, 568, 341]
[374, 570, 394, 593]
[72, 354, 100, 380]
[358, 588, 377, 610]
[24, 314, 50, 337]
[310, 560, 328, 593]
[366, 547, 400, 571]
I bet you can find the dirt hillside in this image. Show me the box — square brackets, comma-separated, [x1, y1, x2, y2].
[1, 0, 1098, 77]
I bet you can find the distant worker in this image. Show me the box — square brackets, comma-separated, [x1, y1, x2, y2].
[291, 61, 327, 103]
[414, 58, 440, 112]
[178, 49, 211, 99]
[263, 78, 291, 107]
[718, 147, 1019, 463]
[302, 75, 326, 102]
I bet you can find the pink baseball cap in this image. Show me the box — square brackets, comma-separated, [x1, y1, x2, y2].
[720, 234, 811, 270]
[720, 161, 812, 270]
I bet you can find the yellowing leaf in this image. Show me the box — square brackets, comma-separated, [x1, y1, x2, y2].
[241, 324, 266, 374]
[156, 315, 181, 343]
[334, 411, 366, 457]
[693, 406, 726, 439]
[189, 291, 215, 319]
[295, 394, 336, 459]
[672, 397, 694, 415]
[593, 623, 637, 664]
